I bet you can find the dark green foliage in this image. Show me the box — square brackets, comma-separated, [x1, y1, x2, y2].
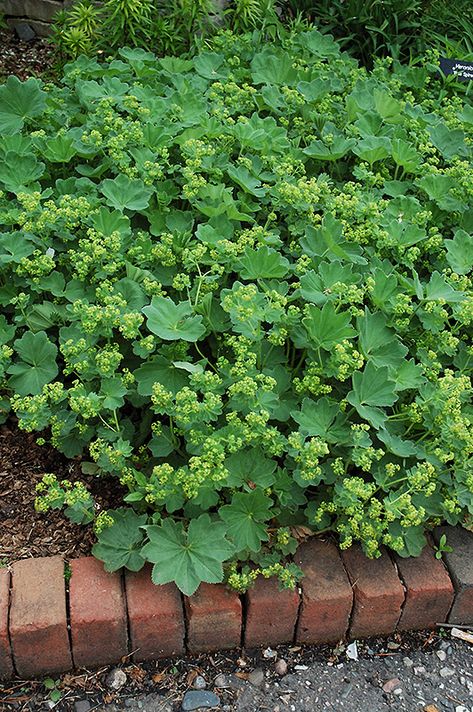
[1, 30, 472, 593]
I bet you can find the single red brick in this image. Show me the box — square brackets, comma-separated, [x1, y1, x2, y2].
[245, 576, 300, 648]
[395, 543, 454, 631]
[433, 526, 473, 625]
[295, 539, 353, 644]
[341, 546, 404, 639]
[125, 566, 185, 661]
[0, 568, 13, 680]
[69, 557, 127, 668]
[10, 557, 71, 677]
[185, 583, 241, 653]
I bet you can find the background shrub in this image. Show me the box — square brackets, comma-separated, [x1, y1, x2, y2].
[50, 0, 473, 65]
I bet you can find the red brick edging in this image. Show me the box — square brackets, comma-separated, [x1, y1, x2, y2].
[0, 526, 472, 680]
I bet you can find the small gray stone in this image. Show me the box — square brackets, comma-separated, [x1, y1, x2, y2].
[213, 674, 229, 689]
[439, 667, 455, 678]
[213, 673, 245, 691]
[106, 668, 127, 691]
[275, 659, 288, 677]
[436, 649, 447, 661]
[14, 22, 36, 41]
[403, 657, 414, 668]
[414, 666, 426, 676]
[248, 669, 265, 687]
[193, 676, 207, 690]
[181, 690, 220, 711]
[382, 678, 401, 694]
[74, 701, 91, 712]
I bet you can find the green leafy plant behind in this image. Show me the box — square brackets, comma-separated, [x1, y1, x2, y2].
[1, 29, 472, 595]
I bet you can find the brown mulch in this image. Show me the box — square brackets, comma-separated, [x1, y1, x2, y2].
[0, 28, 56, 81]
[0, 419, 124, 563]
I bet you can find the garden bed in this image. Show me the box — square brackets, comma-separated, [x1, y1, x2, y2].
[0, 419, 123, 562]
[0, 28, 54, 81]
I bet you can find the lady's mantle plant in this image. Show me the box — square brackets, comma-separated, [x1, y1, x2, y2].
[0, 32, 472, 595]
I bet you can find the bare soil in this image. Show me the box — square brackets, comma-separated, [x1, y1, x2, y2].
[0, 419, 124, 563]
[0, 28, 55, 81]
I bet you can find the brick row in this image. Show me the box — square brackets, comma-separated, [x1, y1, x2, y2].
[0, 526, 471, 678]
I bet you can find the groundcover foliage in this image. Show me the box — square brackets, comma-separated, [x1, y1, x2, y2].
[1, 31, 473, 595]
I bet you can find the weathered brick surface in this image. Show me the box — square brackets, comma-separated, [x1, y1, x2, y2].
[10, 557, 71, 677]
[69, 557, 127, 668]
[395, 543, 454, 631]
[245, 576, 300, 648]
[341, 546, 404, 639]
[126, 566, 185, 661]
[433, 526, 473, 625]
[0, 569, 13, 680]
[295, 539, 353, 644]
[185, 583, 241, 653]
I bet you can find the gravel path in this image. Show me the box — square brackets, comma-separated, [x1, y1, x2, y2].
[97, 637, 473, 712]
[3, 631, 470, 712]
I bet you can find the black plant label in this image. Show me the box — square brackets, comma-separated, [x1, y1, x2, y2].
[439, 57, 473, 81]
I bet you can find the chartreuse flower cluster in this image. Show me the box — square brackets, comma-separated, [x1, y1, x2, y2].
[1, 28, 472, 596]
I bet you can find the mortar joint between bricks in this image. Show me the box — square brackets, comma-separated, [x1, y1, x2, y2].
[388, 552, 407, 632]
[121, 569, 132, 662]
[63, 559, 75, 669]
[338, 553, 356, 641]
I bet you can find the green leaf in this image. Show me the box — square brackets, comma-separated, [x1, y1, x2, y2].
[429, 125, 467, 161]
[357, 309, 407, 370]
[445, 229, 473, 275]
[300, 262, 358, 305]
[143, 296, 206, 342]
[387, 522, 426, 558]
[416, 175, 467, 212]
[148, 427, 174, 457]
[92, 509, 147, 572]
[348, 362, 398, 408]
[352, 136, 391, 164]
[291, 397, 349, 443]
[142, 514, 234, 596]
[0, 76, 46, 134]
[424, 271, 464, 303]
[394, 359, 425, 391]
[39, 134, 77, 163]
[390, 138, 421, 172]
[225, 448, 277, 489]
[0, 232, 36, 265]
[0, 152, 45, 193]
[8, 331, 58, 396]
[303, 136, 355, 161]
[251, 51, 298, 85]
[377, 428, 419, 457]
[373, 89, 403, 123]
[238, 246, 290, 280]
[303, 303, 356, 350]
[100, 174, 153, 211]
[227, 165, 266, 197]
[91, 207, 131, 238]
[219, 489, 273, 552]
[193, 52, 226, 79]
[134, 355, 188, 396]
[100, 377, 127, 410]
